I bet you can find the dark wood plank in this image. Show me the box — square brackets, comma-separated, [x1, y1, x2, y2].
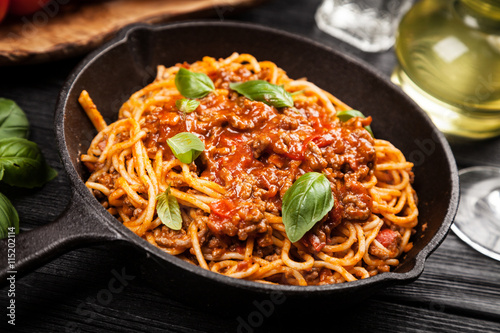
[2, 245, 500, 333]
[379, 233, 500, 320]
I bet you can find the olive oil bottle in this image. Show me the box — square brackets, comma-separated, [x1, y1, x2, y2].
[392, 0, 500, 139]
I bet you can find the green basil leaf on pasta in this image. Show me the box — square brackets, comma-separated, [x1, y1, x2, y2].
[336, 109, 374, 137]
[175, 68, 215, 99]
[156, 187, 182, 231]
[282, 172, 334, 243]
[0, 137, 58, 188]
[290, 90, 304, 96]
[166, 132, 205, 164]
[176, 98, 200, 114]
[0, 98, 30, 140]
[229, 80, 294, 108]
[0, 192, 19, 239]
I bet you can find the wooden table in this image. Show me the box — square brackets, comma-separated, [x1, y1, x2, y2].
[1, 0, 499, 332]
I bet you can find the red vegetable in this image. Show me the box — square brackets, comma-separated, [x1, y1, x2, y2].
[376, 228, 398, 248]
[9, 0, 50, 16]
[209, 199, 235, 219]
[0, 0, 9, 23]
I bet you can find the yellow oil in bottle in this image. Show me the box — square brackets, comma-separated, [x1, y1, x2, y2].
[392, 0, 500, 140]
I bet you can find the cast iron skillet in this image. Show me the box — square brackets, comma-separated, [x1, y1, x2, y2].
[0, 21, 459, 310]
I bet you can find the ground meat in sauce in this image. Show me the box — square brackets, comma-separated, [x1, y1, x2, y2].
[140, 65, 376, 256]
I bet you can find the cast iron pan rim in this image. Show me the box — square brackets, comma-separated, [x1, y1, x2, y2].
[55, 20, 459, 295]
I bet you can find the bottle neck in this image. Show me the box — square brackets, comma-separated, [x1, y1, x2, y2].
[454, 0, 500, 32]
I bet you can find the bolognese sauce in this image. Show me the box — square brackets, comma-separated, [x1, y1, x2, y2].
[80, 53, 418, 285]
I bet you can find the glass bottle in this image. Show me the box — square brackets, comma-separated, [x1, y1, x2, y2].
[392, 0, 500, 140]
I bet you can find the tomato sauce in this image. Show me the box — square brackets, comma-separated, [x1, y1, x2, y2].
[141, 65, 376, 241]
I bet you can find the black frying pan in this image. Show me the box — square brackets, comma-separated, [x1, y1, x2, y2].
[0, 21, 459, 311]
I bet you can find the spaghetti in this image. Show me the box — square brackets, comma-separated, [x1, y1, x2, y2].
[80, 53, 419, 286]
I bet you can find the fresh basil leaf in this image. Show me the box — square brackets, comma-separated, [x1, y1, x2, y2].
[0, 98, 30, 140]
[282, 172, 334, 243]
[0, 192, 19, 239]
[229, 80, 293, 108]
[175, 68, 215, 99]
[0, 137, 58, 188]
[336, 109, 367, 122]
[337, 109, 374, 137]
[176, 98, 200, 114]
[156, 187, 182, 230]
[290, 90, 304, 96]
[166, 132, 205, 164]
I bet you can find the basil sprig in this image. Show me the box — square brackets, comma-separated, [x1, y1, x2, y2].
[176, 98, 200, 114]
[0, 98, 29, 140]
[0, 137, 58, 188]
[0, 192, 19, 239]
[166, 132, 205, 164]
[229, 80, 294, 108]
[282, 172, 334, 243]
[156, 187, 182, 230]
[0, 99, 57, 239]
[337, 109, 374, 137]
[175, 68, 215, 99]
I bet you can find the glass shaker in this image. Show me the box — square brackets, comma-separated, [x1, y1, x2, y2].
[315, 0, 413, 52]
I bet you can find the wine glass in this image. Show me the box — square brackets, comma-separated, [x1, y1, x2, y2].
[452, 166, 500, 261]
[392, 0, 500, 261]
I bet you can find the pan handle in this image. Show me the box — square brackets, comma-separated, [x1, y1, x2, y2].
[0, 188, 124, 282]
